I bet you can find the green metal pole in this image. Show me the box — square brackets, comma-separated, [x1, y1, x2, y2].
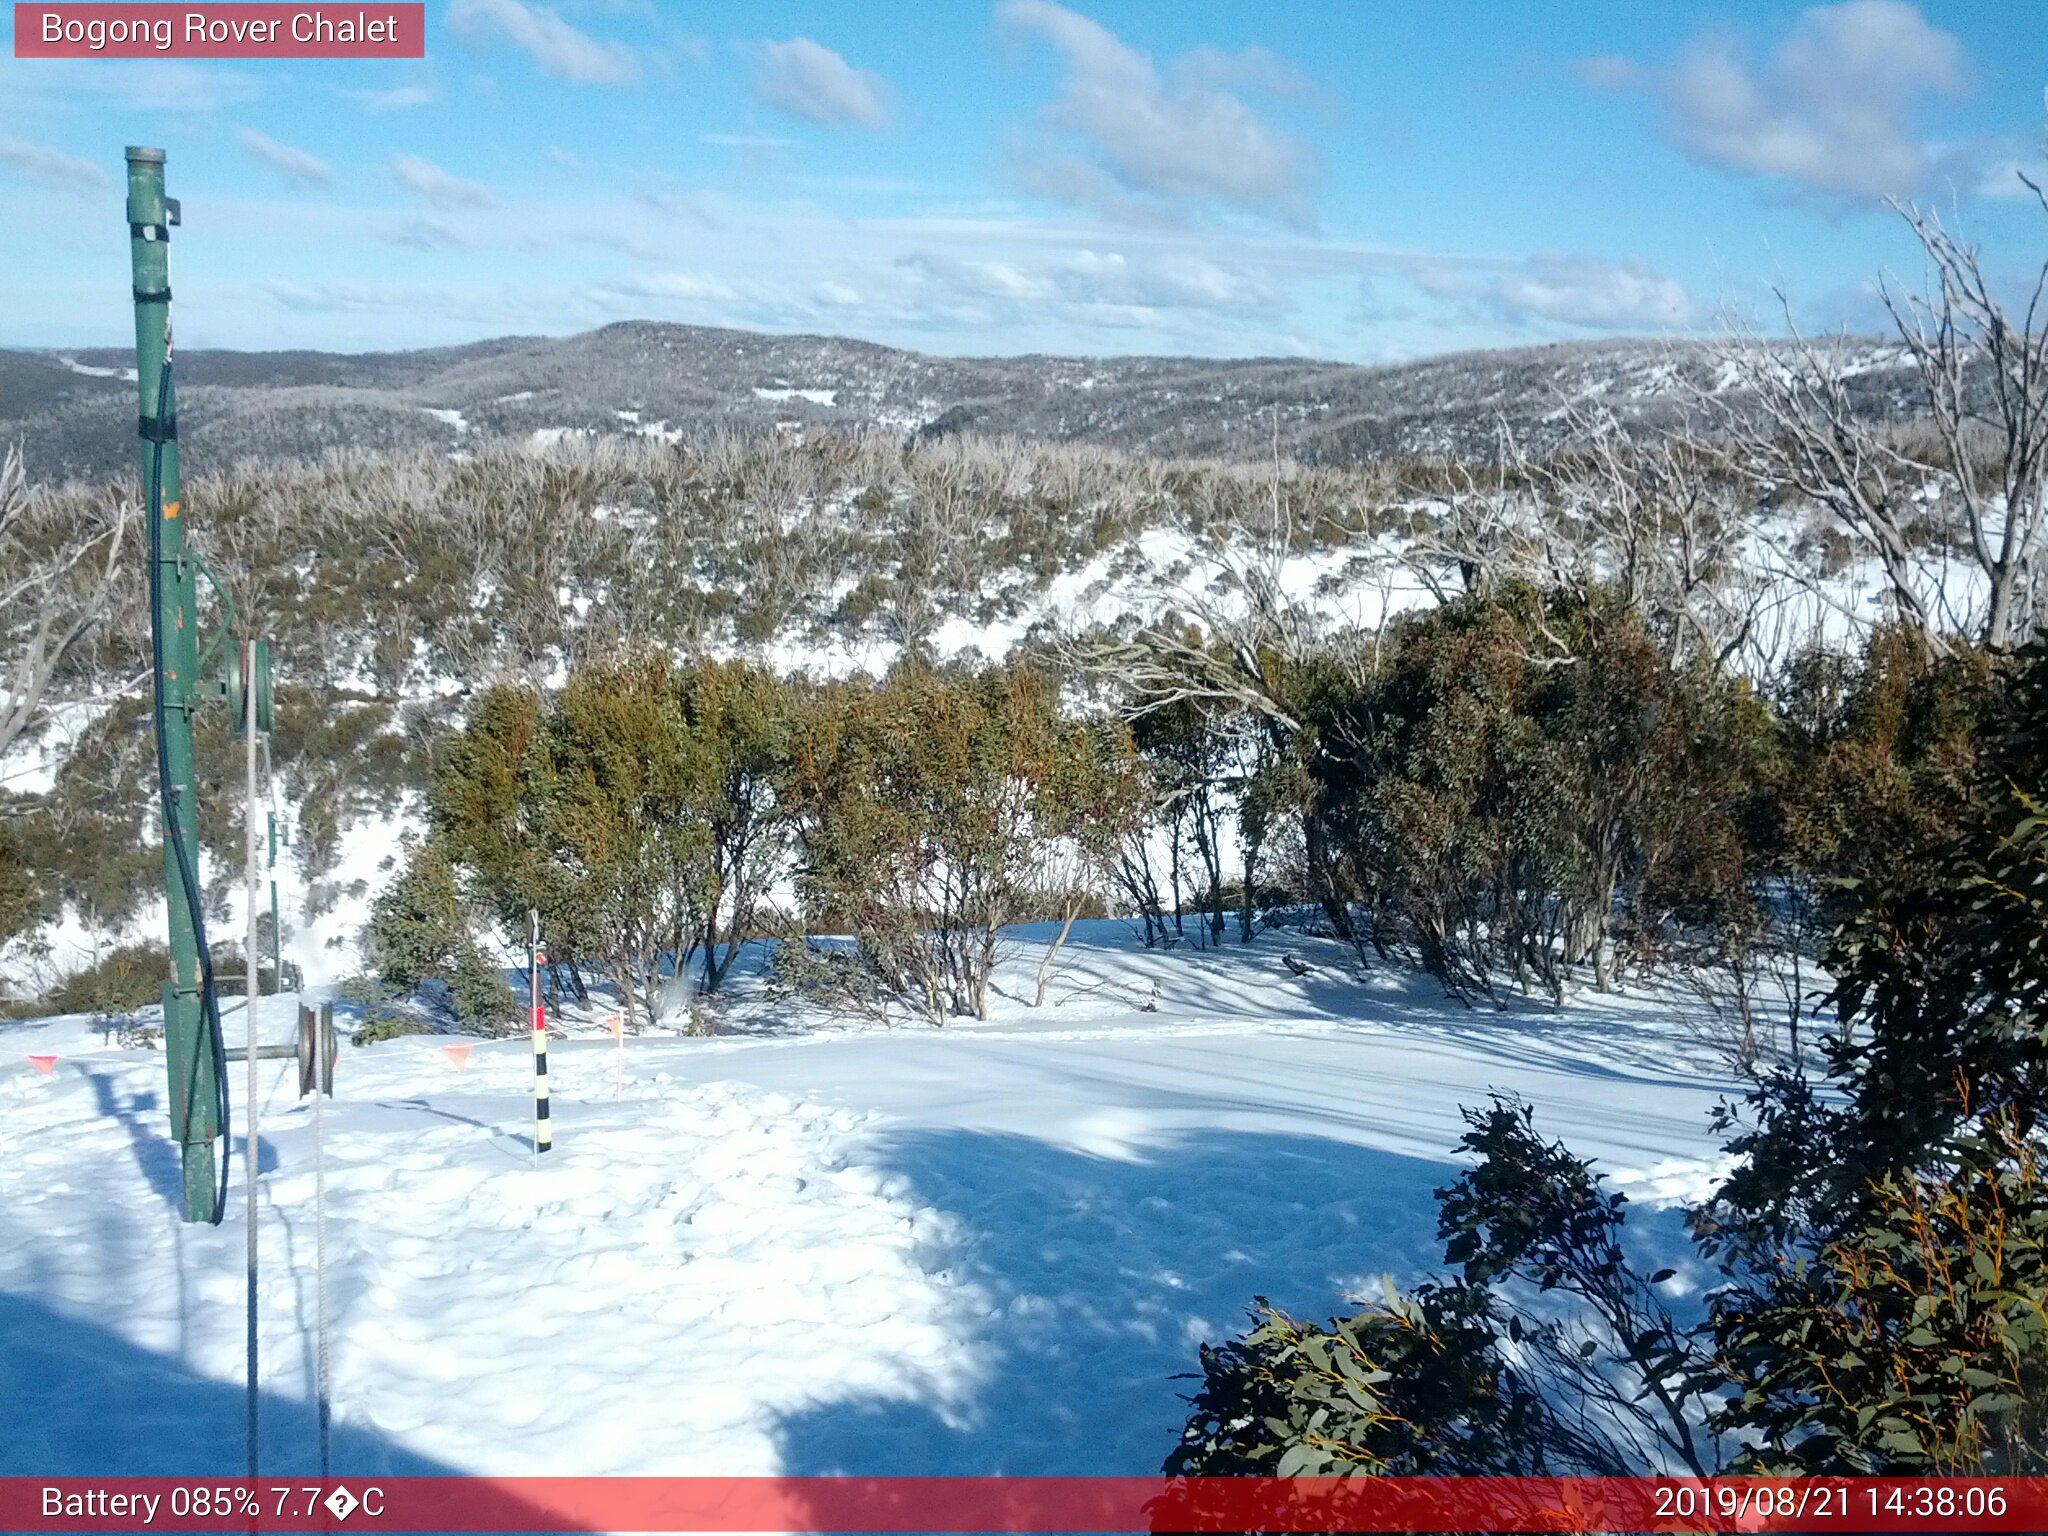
[127, 146, 218, 1222]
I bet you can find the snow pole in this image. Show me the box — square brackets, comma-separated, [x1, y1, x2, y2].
[530, 909, 552, 1156]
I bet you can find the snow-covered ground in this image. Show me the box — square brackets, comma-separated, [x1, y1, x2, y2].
[0, 923, 1735, 1478]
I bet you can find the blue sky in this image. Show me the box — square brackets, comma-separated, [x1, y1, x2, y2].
[2, 0, 2044, 360]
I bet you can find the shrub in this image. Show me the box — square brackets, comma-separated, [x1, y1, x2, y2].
[1174, 641, 2048, 1481]
[430, 658, 798, 1021]
[446, 946, 517, 1036]
[340, 973, 433, 1046]
[1168, 1282, 1561, 1478]
[45, 941, 171, 1017]
[789, 660, 1136, 1022]
[1290, 586, 1773, 1003]
[1717, 1108, 2048, 1474]
[1172, 1096, 1709, 1479]
[365, 841, 466, 991]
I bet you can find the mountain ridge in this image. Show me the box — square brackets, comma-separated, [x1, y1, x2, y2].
[2, 320, 1915, 481]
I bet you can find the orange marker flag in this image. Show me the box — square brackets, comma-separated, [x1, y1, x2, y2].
[27, 1054, 57, 1075]
[442, 1042, 473, 1072]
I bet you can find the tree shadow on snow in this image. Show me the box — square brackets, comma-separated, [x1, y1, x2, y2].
[0, 1288, 435, 1478]
[769, 1127, 1456, 1481]
[1, 1289, 589, 1528]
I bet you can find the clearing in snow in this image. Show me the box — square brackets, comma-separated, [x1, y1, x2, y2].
[0, 922, 1730, 1478]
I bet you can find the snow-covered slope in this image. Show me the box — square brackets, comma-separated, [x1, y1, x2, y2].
[0, 923, 1731, 1477]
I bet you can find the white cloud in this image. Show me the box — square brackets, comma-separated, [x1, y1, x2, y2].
[1414, 254, 1696, 332]
[262, 279, 447, 312]
[448, 0, 639, 85]
[238, 129, 334, 188]
[998, 0, 1318, 226]
[596, 271, 740, 303]
[382, 216, 471, 251]
[337, 81, 437, 110]
[1977, 155, 2047, 200]
[0, 137, 110, 194]
[633, 173, 715, 223]
[893, 245, 1279, 328]
[1586, 1, 1970, 199]
[752, 38, 891, 128]
[1, 58, 262, 113]
[391, 154, 494, 210]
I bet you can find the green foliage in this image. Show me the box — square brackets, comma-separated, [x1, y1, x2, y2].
[365, 840, 517, 1034]
[9, 700, 160, 931]
[1173, 1096, 1706, 1481]
[1709, 638, 2048, 1254]
[1772, 623, 1993, 899]
[1168, 1282, 1556, 1478]
[365, 841, 465, 991]
[0, 813, 45, 948]
[1176, 639, 2048, 1484]
[45, 941, 171, 1017]
[430, 657, 798, 1025]
[431, 684, 562, 951]
[1697, 640, 2048, 1472]
[789, 660, 1139, 1022]
[445, 945, 517, 1036]
[1718, 1110, 2048, 1474]
[1287, 586, 1773, 1002]
[340, 973, 433, 1046]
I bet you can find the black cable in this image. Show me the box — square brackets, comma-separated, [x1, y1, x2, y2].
[145, 355, 230, 1226]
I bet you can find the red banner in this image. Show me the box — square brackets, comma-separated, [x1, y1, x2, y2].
[13, 5, 425, 59]
[3, 1476, 2045, 1532]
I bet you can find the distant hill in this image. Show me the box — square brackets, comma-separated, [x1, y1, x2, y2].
[0, 321, 1922, 482]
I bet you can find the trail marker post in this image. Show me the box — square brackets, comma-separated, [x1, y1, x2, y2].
[530, 909, 551, 1157]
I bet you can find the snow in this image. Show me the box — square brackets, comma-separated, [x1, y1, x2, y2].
[56, 357, 137, 382]
[0, 922, 1733, 1478]
[420, 407, 468, 434]
[0, 698, 112, 798]
[753, 387, 839, 408]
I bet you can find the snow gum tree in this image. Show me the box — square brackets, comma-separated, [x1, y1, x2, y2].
[1176, 641, 2048, 1479]
[1275, 584, 1772, 1004]
[427, 657, 798, 1025]
[788, 661, 1137, 1023]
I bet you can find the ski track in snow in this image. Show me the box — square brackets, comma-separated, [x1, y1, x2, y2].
[0, 926, 1734, 1477]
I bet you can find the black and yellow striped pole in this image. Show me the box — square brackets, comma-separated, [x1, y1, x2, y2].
[529, 908, 552, 1156]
